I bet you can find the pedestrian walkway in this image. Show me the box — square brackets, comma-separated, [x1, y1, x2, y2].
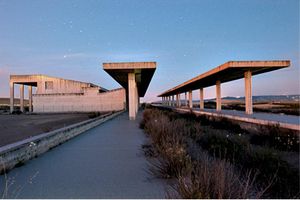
[0, 112, 166, 198]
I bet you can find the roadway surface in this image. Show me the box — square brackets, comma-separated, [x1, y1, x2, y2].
[0, 112, 166, 198]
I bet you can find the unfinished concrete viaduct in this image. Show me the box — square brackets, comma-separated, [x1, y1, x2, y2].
[158, 60, 290, 115]
[9, 62, 156, 121]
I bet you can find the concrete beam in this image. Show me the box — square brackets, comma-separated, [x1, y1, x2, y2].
[245, 70, 253, 114]
[216, 80, 221, 111]
[10, 82, 14, 113]
[189, 90, 193, 109]
[200, 88, 204, 110]
[20, 84, 24, 112]
[28, 86, 33, 112]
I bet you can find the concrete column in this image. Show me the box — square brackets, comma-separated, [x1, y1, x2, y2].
[20, 85, 24, 112]
[200, 88, 204, 110]
[128, 73, 137, 120]
[28, 86, 33, 112]
[216, 80, 221, 111]
[135, 87, 139, 115]
[178, 93, 181, 107]
[244, 70, 253, 114]
[176, 94, 179, 107]
[10, 82, 14, 113]
[172, 95, 175, 107]
[189, 90, 193, 109]
[185, 92, 187, 106]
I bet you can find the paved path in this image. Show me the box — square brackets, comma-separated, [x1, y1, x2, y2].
[0, 112, 166, 198]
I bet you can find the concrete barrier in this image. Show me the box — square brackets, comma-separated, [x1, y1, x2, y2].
[0, 111, 124, 174]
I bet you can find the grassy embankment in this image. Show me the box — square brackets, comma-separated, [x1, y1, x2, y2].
[140, 105, 299, 198]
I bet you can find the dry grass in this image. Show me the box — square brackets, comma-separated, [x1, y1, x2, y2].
[168, 152, 265, 199]
[140, 107, 299, 198]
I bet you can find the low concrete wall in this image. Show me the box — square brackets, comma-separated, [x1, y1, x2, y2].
[0, 111, 124, 174]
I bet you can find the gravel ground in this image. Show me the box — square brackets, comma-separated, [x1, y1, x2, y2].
[0, 113, 92, 147]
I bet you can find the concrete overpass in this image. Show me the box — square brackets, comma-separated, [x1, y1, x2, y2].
[158, 60, 290, 115]
[103, 62, 156, 120]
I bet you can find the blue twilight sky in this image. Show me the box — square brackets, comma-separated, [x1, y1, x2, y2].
[0, 0, 299, 102]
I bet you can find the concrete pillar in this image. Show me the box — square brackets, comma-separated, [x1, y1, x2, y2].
[178, 93, 181, 107]
[189, 90, 193, 109]
[185, 92, 187, 106]
[10, 82, 14, 113]
[200, 88, 204, 110]
[244, 70, 253, 114]
[28, 86, 33, 112]
[176, 94, 179, 107]
[135, 87, 139, 115]
[172, 95, 175, 107]
[216, 80, 221, 111]
[20, 84, 24, 112]
[128, 73, 137, 120]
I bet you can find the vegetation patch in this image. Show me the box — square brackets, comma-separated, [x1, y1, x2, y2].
[140, 106, 299, 198]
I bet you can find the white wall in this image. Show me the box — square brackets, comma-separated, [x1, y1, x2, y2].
[33, 88, 126, 112]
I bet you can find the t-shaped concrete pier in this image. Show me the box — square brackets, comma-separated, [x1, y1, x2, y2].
[103, 62, 156, 120]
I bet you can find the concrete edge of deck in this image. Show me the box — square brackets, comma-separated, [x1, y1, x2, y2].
[152, 104, 300, 132]
[0, 110, 125, 174]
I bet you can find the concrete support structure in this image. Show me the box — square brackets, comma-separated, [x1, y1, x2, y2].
[185, 92, 187, 106]
[10, 82, 14, 113]
[128, 73, 138, 120]
[20, 84, 24, 112]
[177, 93, 181, 107]
[200, 88, 204, 110]
[244, 70, 253, 115]
[158, 60, 290, 115]
[172, 95, 175, 107]
[188, 90, 193, 109]
[103, 62, 156, 120]
[136, 85, 139, 115]
[216, 80, 221, 111]
[28, 86, 33, 112]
